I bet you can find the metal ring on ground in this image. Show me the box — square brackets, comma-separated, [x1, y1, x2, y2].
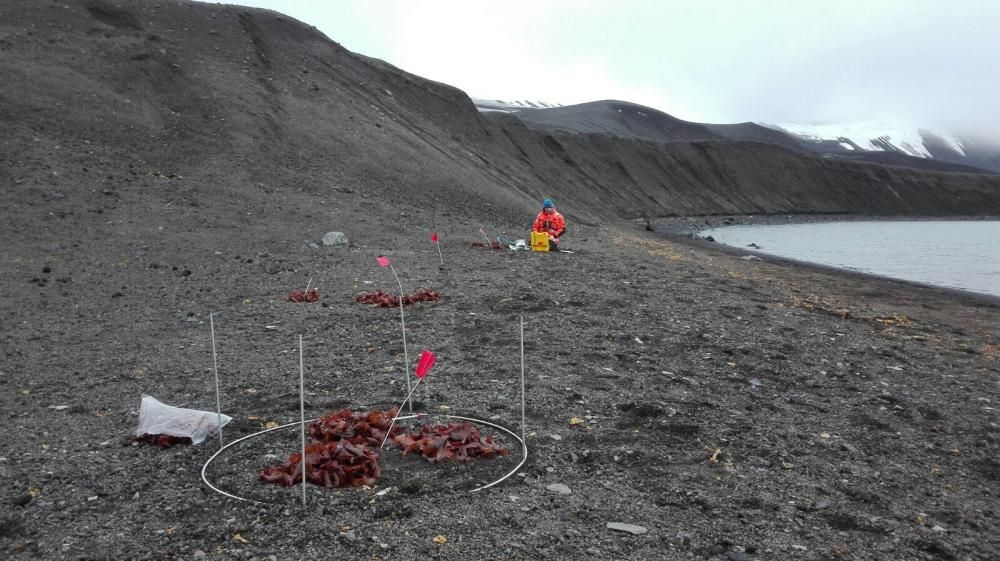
[200, 413, 528, 504]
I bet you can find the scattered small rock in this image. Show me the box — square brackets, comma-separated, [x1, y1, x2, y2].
[727, 552, 747, 561]
[607, 522, 648, 535]
[546, 483, 571, 495]
[841, 442, 861, 455]
[338, 530, 358, 543]
[321, 231, 348, 247]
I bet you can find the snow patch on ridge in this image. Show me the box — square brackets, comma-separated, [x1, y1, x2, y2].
[938, 133, 967, 156]
[472, 98, 564, 113]
[771, 121, 933, 158]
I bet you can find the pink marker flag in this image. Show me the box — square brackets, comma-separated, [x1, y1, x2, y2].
[415, 349, 436, 379]
[376, 255, 390, 267]
[431, 232, 439, 243]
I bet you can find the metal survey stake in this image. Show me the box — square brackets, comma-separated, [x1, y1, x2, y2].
[377, 256, 412, 413]
[380, 349, 435, 449]
[210, 313, 223, 449]
[432, 232, 443, 265]
[379, 378, 423, 450]
[479, 227, 493, 247]
[520, 315, 526, 443]
[298, 335, 307, 507]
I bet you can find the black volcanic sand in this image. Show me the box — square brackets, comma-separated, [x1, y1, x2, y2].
[3, 219, 999, 560]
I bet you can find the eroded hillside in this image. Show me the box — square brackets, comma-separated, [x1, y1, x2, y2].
[2, 0, 1000, 241]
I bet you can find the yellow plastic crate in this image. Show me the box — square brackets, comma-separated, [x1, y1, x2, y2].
[530, 231, 550, 252]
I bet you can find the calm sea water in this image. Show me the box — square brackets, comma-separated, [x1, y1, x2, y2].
[701, 221, 1000, 297]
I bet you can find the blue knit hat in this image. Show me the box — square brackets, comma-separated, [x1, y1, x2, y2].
[543, 198, 554, 208]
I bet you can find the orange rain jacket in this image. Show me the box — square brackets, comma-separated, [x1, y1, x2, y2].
[533, 208, 566, 241]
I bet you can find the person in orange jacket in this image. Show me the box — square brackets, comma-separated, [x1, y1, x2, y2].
[532, 198, 566, 250]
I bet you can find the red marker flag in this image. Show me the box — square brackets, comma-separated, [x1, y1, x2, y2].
[376, 255, 390, 267]
[415, 349, 436, 379]
[431, 232, 439, 243]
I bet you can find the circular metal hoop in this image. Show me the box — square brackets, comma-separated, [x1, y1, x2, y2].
[200, 413, 528, 505]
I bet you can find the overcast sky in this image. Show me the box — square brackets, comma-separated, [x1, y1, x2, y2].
[230, 0, 999, 135]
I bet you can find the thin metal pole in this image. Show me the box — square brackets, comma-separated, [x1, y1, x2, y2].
[388, 264, 412, 413]
[298, 335, 307, 507]
[210, 313, 223, 449]
[520, 315, 526, 443]
[378, 379, 424, 450]
[436, 240, 444, 266]
[304, 277, 312, 293]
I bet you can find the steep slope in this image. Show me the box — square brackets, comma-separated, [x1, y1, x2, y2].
[2, 0, 1000, 252]
[0, 0, 541, 253]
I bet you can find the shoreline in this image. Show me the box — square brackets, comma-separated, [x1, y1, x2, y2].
[649, 214, 1000, 306]
[651, 213, 1000, 236]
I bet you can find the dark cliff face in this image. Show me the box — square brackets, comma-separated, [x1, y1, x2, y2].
[512, 101, 998, 176]
[478, 113, 1000, 220]
[3, 0, 1000, 233]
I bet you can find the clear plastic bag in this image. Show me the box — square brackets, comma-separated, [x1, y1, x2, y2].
[134, 394, 232, 445]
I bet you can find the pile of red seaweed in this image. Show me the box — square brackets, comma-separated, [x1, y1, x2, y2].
[260, 409, 510, 489]
[288, 289, 320, 302]
[261, 408, 397, 489]
[354, 289, 441, 308]
[307, 407, 401, 446]
[259, 441, 381, 488]
[393, 421, 510, 463]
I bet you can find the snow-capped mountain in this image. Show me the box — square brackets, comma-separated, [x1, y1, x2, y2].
[761, 121, 1000, 174]
[768, 121, 943, 158]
